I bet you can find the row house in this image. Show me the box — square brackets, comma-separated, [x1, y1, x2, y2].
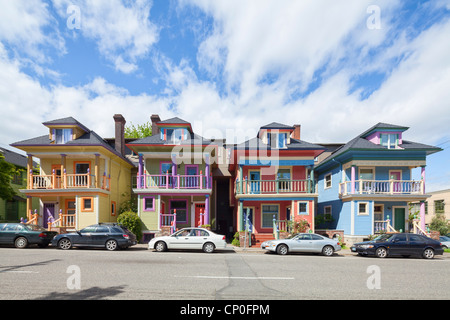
[229, 123, 326, 245]
[11, 115, 134, 231]
[315, 123, 442, 245]
[126, 115, 218, 242]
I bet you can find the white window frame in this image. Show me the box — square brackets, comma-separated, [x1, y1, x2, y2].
[358, 202, 370, 215]
[324, 173, 332, 189]
[298, 201, 309, 215]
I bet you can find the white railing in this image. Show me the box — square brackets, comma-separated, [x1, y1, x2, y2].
[339, 180, 424, 196]
[236, 179, 314, 195]
[136, 174, 211, 190]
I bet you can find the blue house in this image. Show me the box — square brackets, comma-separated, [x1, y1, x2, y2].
[315, 123, 442, 244]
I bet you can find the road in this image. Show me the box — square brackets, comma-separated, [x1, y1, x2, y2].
[1, 245, 449, 301]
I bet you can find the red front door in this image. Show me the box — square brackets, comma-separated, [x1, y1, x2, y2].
[195, 203, 205, 227]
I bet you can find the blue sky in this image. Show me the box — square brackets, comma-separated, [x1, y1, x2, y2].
[0, 0, 449, 191]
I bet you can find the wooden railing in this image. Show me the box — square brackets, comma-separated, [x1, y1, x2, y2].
[374, 220, 397, 233]
[339, 180, 424, 196]
[236, 179, 315, 195]
[136, 173, 211, 190]
[160, 209, 177, 234]
[29, 170, 110, 190]
[412, 219, 430, 237]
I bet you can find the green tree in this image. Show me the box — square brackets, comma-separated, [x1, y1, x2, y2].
[125, 121, 152, 138]
[117, 210, 143, 242]
[429, 213, 449, 236]
[0, 155, 17, 201]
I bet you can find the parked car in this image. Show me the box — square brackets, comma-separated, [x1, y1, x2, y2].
[351, 233, 444, 259]
[261, 233, 341, 256]
[149, 227, 227, 253]
[439, 236, 450, 249]
[52, 223, 137, 251]
[0, 223, 58, 249]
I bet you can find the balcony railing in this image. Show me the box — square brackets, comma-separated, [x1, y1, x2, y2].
[135, 173, 211, 190]
[339, 180, 424, 196]
[29, 170, 110, 191]
[236, 179, 315, 195]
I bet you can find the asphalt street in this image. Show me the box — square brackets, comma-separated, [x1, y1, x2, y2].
[0, 245, 449, 301]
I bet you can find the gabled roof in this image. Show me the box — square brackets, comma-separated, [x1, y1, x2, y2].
[0, 147, 37, 169]
[157, 117, 191, 125]
[360, 122, 409, 138]
[260, 122, 295, 130]
[315, 123, 442, 170]
[234, 136, 326, 151]
[127, 131, 215, 147]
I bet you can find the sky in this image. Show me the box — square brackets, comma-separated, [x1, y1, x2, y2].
[0, 0, 449, 191]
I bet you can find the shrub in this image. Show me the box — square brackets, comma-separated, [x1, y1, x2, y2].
[231, 232, 240, 247]
[429, 213, 449, 236]
[117, 211, 142, 242]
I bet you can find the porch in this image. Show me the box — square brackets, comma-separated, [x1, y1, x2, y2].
[339, 179, 424, 196]
[235, 179, 315, 196]
[134, 173, 211, 191]
[28, 171, 110, 191]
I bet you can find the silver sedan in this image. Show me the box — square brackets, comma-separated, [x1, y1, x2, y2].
[261, 233, 341, 256]
[148, 227, 227, 253]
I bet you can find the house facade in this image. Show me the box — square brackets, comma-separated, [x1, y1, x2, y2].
[126, 115, 218, 242]
[229, 123, 326, 245]
[10, 115, 134, 231]
[315, 123, 442, 244]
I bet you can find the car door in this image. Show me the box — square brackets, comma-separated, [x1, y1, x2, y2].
[76, 226, 96, 246]
[291, 234, 313, 252]
[310, 234, 328, 253]
[408, 234, 426, 256]
[92, 226, 110, 246]
[388, 234, 409, 255]
[1, 224, 19, 244]
[0, 224, 8, 244]
[169, 229, 192, 249]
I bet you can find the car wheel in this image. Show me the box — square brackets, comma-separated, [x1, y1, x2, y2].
[105, 239, 118, 251]
[58, 238, 72, 250]
[203, 242, 215, 253]
[276, 244, 288, 255]
[375, 247, 388, 258]
[15, 237, 28, 249]
[423, 248, 435, 259]
[155, 241, 167, 252]
[322, 245, 334, 256]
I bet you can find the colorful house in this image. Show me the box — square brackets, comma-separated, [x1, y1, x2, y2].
[229, 123, 326, 245]
[10, 115, 134, 231]
[315, 123, 442, 245]
[126, 115, 218, 242]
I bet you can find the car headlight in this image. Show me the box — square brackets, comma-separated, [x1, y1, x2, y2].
[359, 244, 374, 249]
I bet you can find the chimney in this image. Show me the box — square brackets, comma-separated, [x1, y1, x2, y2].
[292, 124, 301, 140]
[113, 114, 126, 156]
[151, 114, 161, 136]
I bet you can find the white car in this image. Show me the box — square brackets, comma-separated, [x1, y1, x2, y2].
[261, 233, 341, 256]
[148, 227, 227, 253]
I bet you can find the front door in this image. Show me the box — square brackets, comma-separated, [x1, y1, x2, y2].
[394, 208, 406, 232]
[43, 203, 55, 228]
[195, 203, 205, 226]
[249, 171, 260, 194]
[243, 207, 254, 232]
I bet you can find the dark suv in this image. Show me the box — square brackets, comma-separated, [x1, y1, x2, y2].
[52, 223, 137, 251]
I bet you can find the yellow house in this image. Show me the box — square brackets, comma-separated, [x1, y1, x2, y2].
[10, 115, 134, 231]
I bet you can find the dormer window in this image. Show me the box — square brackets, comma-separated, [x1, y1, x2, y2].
[380, 133, 399, 149]
[162, 128, 186, 144]
[267, 132, 287, 149]
[53, 129, 73, 144]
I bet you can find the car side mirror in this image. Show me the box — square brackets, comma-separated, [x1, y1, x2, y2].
[76, 230, 82, 236]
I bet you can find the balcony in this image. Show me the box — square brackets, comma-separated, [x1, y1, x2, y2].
[235, 179, 315, 196]
[133, 173, 212, 193]
[28, 171, 110, 191]
[339, 180, 424, 196]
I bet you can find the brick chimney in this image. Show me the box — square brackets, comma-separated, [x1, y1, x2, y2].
[292, 124, 301, 140]
[151, 114, 161, 136]
[113, 114, 126, 156]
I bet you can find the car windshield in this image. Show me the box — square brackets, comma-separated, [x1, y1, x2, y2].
[373, 234, 395, 242]
[24, 225, 47, 231]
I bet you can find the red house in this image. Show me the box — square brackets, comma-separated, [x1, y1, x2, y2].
[229, 123, 326, 245]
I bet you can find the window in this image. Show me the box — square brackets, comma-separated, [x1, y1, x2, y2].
[111, 201, 116, 216]
[54, 129, 73, 144]
[81, 197, 93, 212]
[298, 202, 309, 215]
[358, 202, 369, 215]
[435, 200, 445, 214]
[277, 168, 291, 190]
[75, 162, 90, 174]
[324, 173, 332, 189]
[164, 128, 185, 143]
[262, 205, 279, 228]
[324, 206, 332, 221]
[359, 168, 374, 180]
[374, 205, 383, 221]
[95, 226, 109, 233]
[171, 200, 187, 223]
[143, 197, 155, 211]
[380, 133, 399, 149]
[267, 132, 287, 148]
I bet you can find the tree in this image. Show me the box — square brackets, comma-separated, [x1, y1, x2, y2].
[0, 154, 17, 201]
[124, 121, 152, 139]
[429, 213, 449, 236]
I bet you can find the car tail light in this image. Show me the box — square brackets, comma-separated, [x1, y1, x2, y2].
[123, 234, 130, 239]
[337, 242, 341, 246]
[38, 233, 45, 238]
[222, 236, 226, 240]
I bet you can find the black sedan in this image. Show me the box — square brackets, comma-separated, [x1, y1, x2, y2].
[0, 223, 58, 248]
[52, 223, 137, 251]
[351, 233, 444, 259]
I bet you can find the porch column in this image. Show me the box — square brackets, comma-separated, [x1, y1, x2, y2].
[26, 196, 32, 220]
[60, 154, 66, 189]
[421, 165, 426, 194]
[420, 201, 426, 231]
[238, 200, 244, 231]
[94, 154, 100, 188]
[238, 165, 243, 194]
[205, 154, 210, 189]
[27, 154, 33, 189]
[351, 165, 356, 194]
[171, 154, 176, 188]
[138, 153, 143, 189]
[205, 195, 210, 225]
